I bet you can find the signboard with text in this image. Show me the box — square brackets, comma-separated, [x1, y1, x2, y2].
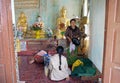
[15, 0, 40, 9]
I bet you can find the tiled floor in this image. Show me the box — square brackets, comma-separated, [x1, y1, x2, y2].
[18, 56, 99, 83]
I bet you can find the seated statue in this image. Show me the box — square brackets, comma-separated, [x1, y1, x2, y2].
[17, 12, 28, 37]
[36, 16, 46, 39]
[55, 7, 70, 39]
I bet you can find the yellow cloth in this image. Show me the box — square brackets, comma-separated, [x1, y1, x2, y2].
[72, 59, 83, 71]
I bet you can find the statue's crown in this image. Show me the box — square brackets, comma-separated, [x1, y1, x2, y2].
[61, 7, 66, 12]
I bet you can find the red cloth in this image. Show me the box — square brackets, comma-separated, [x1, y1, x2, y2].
[34, 55, 44, 63]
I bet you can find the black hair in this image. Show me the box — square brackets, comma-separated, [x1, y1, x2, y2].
[70, 18, 76, 23]
[56, 46, 64, 70]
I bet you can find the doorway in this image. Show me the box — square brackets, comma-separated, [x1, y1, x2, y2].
[11, 0, 106, 82]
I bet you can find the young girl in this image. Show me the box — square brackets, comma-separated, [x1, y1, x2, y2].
[49, 46, 69, 81]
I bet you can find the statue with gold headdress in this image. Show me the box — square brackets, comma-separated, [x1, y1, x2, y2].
[55, 7, 70, 39]
[17, 12, 28, 37]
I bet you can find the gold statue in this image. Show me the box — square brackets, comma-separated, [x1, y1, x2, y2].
[56, 7, 70, 38]
[17, 12, 28, 37]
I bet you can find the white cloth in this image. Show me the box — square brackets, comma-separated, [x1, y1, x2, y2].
[36, 50, 47, 56]
[69, 42, 75, 53]
[49, 54, 69, 81]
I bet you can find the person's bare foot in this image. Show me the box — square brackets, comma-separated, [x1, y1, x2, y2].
[66, 77, 70, 81]
[66, 77, 70, 83]
[29, 59, 35, 64]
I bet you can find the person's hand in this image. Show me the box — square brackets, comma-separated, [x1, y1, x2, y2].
[83, 34, 87, 38]
[69, 38, 72, 42]
[67, 36, 72, 42]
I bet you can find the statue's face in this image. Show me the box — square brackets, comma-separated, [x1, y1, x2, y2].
[21, 13, 25, 17]
[38, 16, 41, 22]
[61, 10, 66, 17]
[70, 21, 76, 28]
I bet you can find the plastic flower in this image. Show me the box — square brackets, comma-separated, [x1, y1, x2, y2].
[32, 22, 44, 31]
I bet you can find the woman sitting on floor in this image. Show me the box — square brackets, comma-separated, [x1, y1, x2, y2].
[49, 46, 70, 81]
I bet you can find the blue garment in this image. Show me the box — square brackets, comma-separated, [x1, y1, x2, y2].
[44, 54, 50, 67]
